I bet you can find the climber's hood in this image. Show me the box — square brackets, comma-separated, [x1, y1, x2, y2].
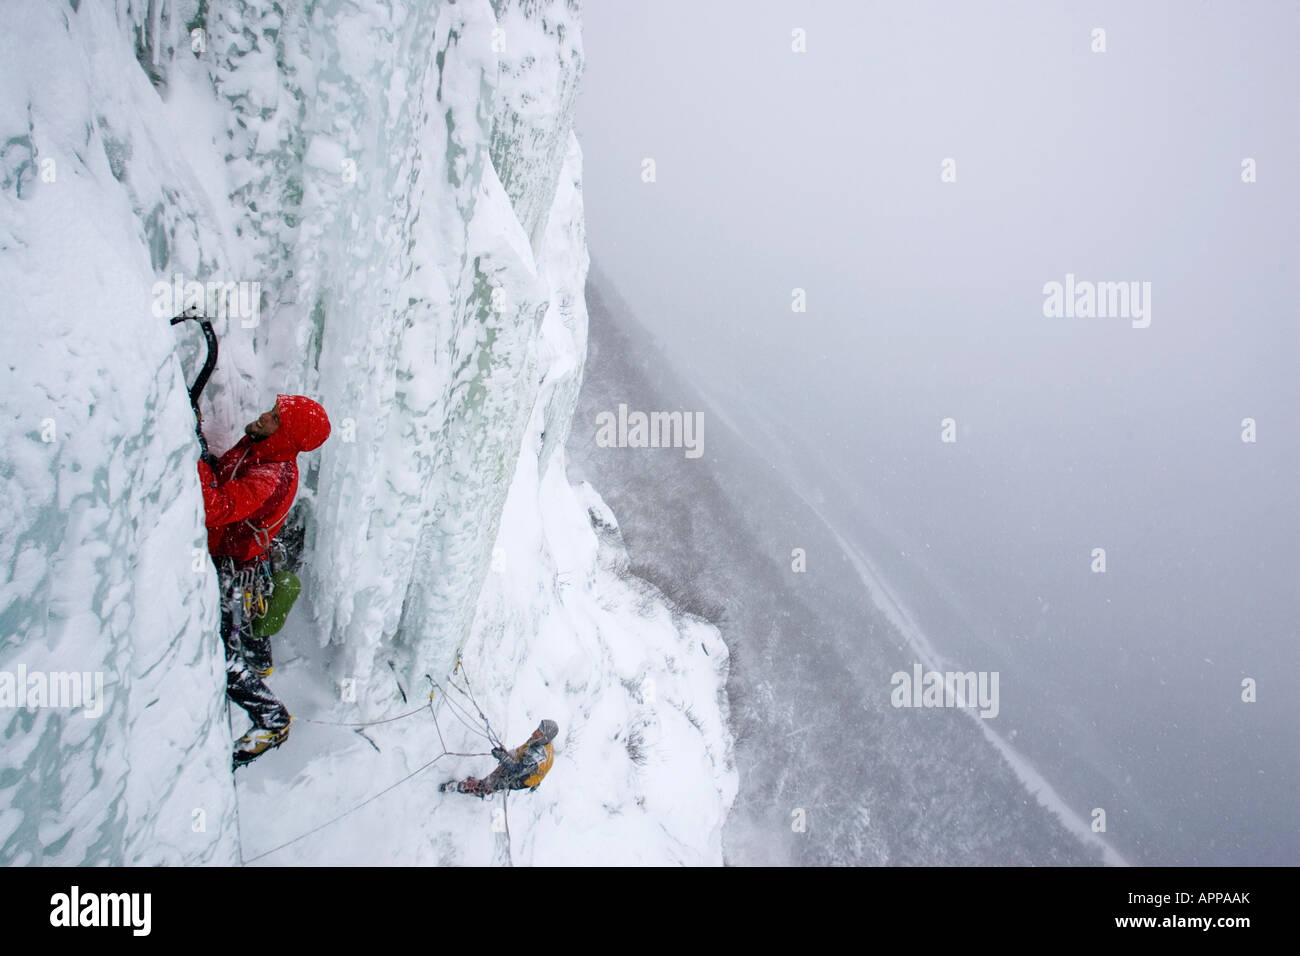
[246, 394, 331, 464]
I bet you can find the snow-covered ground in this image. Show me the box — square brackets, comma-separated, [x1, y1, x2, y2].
[1, 0, 733, 866]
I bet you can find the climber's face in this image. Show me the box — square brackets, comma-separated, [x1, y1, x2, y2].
[246, 403, 281, 440]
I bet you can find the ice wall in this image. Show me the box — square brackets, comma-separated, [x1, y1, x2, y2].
[0, 0, 240, 865]
[1, 0, 733, 865]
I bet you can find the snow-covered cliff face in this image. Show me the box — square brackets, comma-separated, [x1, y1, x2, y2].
[1, 0, 733, 865]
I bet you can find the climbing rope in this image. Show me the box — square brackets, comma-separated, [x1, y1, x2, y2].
[449, 656, 505, 749]
[240, 750, 452, 865]
[236, 674, 500, 865]
[501, 788, 514, 867]
[296, 704, 431, 728]
[428, 676, 494, 743]
[443, 661, 515, 866]
[226, 698, 247, 865]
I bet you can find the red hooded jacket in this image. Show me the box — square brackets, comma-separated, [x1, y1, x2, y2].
[197, 394, 331, 561]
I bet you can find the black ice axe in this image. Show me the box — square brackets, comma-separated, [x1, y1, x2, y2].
[169, 310, 219, 460]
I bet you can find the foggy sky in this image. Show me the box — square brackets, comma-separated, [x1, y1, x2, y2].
[575, 1, 1299, 864]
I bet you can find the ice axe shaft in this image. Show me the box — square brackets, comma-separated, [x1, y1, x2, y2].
[170, 311, 218, 458]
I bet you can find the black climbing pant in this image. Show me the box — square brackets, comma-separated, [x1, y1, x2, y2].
[458, 765, 530, 797]
[219, 557, 290, 731]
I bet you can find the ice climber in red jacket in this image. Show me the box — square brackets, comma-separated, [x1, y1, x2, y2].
[197, 394, 330, 768]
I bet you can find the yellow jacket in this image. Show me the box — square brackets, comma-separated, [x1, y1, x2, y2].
[503, 739, 554, 789]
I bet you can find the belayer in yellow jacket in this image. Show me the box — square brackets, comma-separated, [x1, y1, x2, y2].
[442, 720, 557, 798]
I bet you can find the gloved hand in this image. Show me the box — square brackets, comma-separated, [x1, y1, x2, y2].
[491, 746, 508, 762]
[197, 458, 216, 487]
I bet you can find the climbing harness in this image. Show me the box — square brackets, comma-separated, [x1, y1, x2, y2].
[243, 516, 275, 554]
[220, 555, 275, 630]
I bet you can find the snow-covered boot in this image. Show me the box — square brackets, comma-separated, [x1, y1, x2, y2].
[440, 776, 484, 797]
[233, 718, 292, 769]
